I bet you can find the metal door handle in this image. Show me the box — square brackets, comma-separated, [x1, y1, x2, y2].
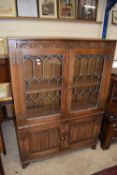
[61, 136, 65, 141]
[68, 86, 72, 89]
[65, 135, 69, 140]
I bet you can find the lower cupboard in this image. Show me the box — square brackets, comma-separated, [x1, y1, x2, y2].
[17, 115, 102, 166]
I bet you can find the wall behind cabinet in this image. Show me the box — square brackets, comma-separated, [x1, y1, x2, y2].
[0, 0, 117, 56]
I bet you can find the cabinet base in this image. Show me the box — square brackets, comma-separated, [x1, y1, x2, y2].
[101, 143, 110, 150]
[20, 140, 98, 168]
[22, 163, 30, 169]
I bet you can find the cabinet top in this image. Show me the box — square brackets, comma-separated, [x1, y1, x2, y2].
[7, 37, 117, 42]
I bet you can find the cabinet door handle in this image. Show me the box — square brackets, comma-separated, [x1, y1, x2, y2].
[61, 136, 65, 141]
[113, 124, 116, 128]
[68, 86, 72, 89]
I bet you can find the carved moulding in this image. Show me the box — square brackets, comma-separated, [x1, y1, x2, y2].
[16, 40, 68, 49]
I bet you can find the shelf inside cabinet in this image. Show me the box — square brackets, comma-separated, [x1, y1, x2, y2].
[73, 81, 100, 88]
[26, 87, 62, 94]
[27, 107, 61, 118]
[25, 81, 100, 95]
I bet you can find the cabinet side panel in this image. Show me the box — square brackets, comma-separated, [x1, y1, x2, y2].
[98, 42, 116, 110]
[17, 129, 30, 162]
[8, 40, 21, 114]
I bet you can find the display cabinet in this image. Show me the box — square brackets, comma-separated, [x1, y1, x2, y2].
[8, 38, 116, 167]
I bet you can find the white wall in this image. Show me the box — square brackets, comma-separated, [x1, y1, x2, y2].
[0, 0, 117, 55]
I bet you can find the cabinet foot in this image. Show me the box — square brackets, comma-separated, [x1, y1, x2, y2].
[91, 144, 97, 150]
[101, 143, 110, 150]
[22, 163, 29, 169]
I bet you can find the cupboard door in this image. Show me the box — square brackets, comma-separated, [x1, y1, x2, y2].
[18, 124, 61, 161]
[67, 117, 102, 148]
[28, 125, 61, 159]
[22, 50, 67, 118]
[10, 40, 68, 118]
[67, 45, 110, 116]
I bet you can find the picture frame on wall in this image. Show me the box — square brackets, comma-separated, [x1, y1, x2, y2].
[77, 0, 98, 21]
[112, 11, 117, 25]
[16, 0, 38, 17]
[59, 0, 76, 19]
[39, 0, 57, 19]
[0, 0, 16, 17]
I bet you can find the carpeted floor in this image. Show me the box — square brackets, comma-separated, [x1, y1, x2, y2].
[1, 121, 117, 175]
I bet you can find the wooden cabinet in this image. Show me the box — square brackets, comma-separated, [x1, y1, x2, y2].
[8, 38, 116, 167]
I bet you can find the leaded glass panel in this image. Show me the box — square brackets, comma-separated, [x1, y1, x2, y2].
[23, 55, 64, 117]
[71, 54, 105, 111]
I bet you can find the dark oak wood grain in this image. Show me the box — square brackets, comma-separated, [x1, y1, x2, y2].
[0, 56, 10, 83]
[8, 38, 116, 167]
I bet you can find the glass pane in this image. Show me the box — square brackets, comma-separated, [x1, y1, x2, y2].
[23, 54, 64, 117]
[71, 54, 105, 111]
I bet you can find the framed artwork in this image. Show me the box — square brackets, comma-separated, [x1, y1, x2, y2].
[77, 0, 98, 21]
[112, 11, 117, 25]
[17, 0, 38, 17]
[0, 0, 16, 17]
[39, 0, 57, 18]
[59, 0, 76, 19]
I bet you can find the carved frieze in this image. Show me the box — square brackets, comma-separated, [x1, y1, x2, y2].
[68, 41, 115, 49]
[15, 40, 115, 50]
[16, 40, 68, 49]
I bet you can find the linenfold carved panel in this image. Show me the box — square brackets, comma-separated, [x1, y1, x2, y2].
[69, 118, 102, 144]
[69, 121, 94, 144]
[29, 128, 60, 153]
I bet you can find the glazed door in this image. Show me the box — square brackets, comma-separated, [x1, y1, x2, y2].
[12, 47, 68, 119]
[67, 45, 111, 117]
